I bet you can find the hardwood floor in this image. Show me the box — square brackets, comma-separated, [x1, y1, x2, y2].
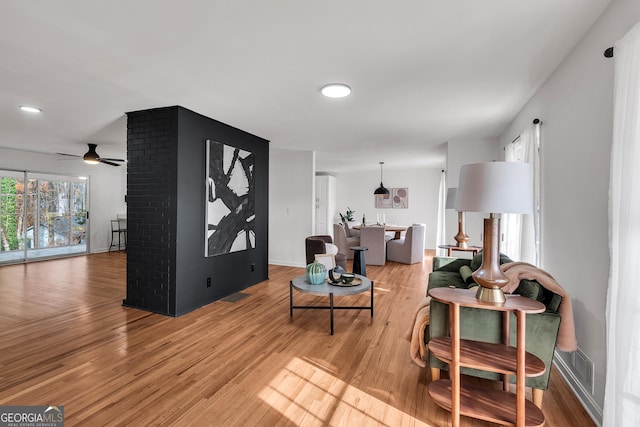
[0, 251, 594, 426]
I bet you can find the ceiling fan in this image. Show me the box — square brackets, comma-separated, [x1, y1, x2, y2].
[57, 143, 125, 167]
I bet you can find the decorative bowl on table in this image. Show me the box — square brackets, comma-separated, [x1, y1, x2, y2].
[341, 273, 355, 284]
[328, 266, 345, 283]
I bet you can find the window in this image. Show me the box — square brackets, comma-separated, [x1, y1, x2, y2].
[502, 123, 540, 264]
[0, 170, 88, 263]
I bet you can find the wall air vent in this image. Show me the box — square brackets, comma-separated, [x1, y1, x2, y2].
[571, 347, 595, 395]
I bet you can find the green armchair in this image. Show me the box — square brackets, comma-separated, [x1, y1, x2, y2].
[427, 254, 562, 408]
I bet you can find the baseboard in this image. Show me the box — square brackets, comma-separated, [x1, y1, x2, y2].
[268, 259, 305, 268]
[553, 351, 603, 426]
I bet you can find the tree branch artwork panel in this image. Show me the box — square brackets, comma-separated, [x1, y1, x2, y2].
[205, 140, 255, 257]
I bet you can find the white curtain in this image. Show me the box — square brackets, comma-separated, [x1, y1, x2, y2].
[604, 23, 640, 427]
[435, 170, 447, 256]
[502, 123, 540, 264]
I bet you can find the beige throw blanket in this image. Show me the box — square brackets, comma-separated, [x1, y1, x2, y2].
[405, 296, 431, 367]
[406, 262, 577, 367]
[501, 262, 577, 352]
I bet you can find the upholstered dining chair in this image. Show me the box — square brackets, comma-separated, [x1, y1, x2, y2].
[359, 226, 387, 265]
[333, 224, 360, 260]
[343, 221, 361, 238]
[386, 223, 426, 264]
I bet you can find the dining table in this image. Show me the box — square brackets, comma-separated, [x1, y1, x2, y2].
[352, 224, 408, 240]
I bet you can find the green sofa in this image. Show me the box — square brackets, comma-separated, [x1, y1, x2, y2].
[427, 253, 562, 407]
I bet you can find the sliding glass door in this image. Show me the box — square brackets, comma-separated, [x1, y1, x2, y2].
[0, 170, 88, 263]
[0, 170, 23, 257]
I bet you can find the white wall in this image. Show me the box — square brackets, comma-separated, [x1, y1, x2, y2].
[268, 148, 315, 267]
[332, 165, 442, 249]
[445, 137, 502, 249]
[0, 147, 126, 253]
[269, 154, 444, 266]
[498, 0, 640, 422]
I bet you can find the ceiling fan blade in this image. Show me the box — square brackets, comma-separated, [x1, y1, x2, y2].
[56, 145, 123, 166]
[100, 159, 121, 167]
[56, 152, 82, 158]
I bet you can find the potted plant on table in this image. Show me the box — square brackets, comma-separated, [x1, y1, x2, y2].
[339, 207, 355, 225]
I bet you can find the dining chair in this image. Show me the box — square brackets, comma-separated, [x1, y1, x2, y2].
[386, 223, 425, 264]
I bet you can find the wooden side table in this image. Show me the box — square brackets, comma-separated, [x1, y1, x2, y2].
[438, 244, 482, 257]
[427, 287, 546, 427]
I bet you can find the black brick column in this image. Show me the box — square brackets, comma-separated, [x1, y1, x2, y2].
[122, 106, 269, 317]
[123, 107, 178, 315]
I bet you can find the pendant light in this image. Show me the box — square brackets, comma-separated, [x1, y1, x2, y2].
[374, 162, 390, 195]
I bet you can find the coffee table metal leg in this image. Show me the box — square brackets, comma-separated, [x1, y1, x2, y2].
[289, 281, 293, 317]
[330, 293, 334, 335]
[370, 281, 374, 317]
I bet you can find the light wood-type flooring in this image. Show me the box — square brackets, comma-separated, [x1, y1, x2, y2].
[0, 251, 594, 426]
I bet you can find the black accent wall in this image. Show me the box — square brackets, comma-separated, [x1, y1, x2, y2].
[123, 106, 269, 316]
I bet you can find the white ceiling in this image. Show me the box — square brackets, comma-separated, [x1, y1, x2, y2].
[0, 1, 611, 173]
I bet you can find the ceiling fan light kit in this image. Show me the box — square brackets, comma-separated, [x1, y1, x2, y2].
[83, 144, 101, 164]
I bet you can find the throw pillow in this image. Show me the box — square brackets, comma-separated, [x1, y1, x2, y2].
[325, 243, 339, 255]
[470, 251, 515, 271]
[470, 251, 484, 271]
[458, 265, 476, 287]
[514, 280, 562, 313]
[433, 258, 471, 272]
[344, 223, 351, 237]
[514, 279, 544, 301]
[547, 293, 562, 313]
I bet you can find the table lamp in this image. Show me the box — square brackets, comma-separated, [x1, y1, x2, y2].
[456, 162, 533, 303]
[446, 187, 469, 248]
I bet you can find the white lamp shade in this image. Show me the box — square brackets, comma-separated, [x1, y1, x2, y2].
[457, 162, 533, 214]
[445, 187, 458, 210]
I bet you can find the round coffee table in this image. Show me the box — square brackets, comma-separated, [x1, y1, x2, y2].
[289, 274, 373, 335]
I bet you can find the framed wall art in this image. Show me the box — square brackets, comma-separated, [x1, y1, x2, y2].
[392, 187, 408, 209]
[205, 140, 256, 257]
[375, 188, 408, 208]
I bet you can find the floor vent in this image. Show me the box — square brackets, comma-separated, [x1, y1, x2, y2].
[221, 292, 250, 303]
[571, 347, 595, 395]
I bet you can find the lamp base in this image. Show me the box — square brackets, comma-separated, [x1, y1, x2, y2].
[454, 237, 469, 248]
[453, 211, 470, 248]
[475, 286, 506, 304]
[472, 216, 508, 305]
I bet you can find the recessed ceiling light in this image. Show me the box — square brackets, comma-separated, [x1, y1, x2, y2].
[19, 105, 42, 113]
[321, 83, 351, 98]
